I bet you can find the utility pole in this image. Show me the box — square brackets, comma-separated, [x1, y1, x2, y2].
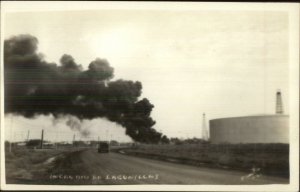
[73, 134, 75, 147]
[106, 129, 108, 142]
[202, 113, 208, 141]
[56, 124, 58, 149]
[40, 129, 44, 149]
[26, 130, 30, 142]
[9, 115, 13, 153]
[276, 89, 284, 114]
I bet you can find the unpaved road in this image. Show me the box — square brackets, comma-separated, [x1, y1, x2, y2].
[48, 149, 288, 185]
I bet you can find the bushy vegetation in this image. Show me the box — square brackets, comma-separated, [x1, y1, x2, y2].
[26, 139, 42, 147]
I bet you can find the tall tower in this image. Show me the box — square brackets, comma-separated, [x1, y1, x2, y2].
[276, 90, 284, 114]
[202, 113, 209, 141]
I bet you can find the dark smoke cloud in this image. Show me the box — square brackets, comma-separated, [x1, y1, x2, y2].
[4, 34, 166, 143]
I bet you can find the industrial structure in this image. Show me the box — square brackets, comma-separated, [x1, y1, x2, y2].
[209, 90, 289, 144]
[276, 89, 284, 114]
[202, 113, 209, 141]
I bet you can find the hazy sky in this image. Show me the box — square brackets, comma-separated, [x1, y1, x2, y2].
[3, 8, 289, 142]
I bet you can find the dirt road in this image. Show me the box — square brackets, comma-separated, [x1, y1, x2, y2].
[47, 149, 288, 185]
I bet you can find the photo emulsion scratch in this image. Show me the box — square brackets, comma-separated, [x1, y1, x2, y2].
[1, 2, 299, 191]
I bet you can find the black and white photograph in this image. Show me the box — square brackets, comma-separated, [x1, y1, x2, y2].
[0, 1, 299, 191]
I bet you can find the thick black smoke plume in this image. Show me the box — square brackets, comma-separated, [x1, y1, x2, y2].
[4, 34, 165, 143]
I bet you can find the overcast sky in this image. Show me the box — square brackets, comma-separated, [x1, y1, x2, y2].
[3, 7, 290, 142]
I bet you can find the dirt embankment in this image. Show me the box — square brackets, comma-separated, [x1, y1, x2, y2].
[118, 143, 289, 178]
[5, 147, 81, 184]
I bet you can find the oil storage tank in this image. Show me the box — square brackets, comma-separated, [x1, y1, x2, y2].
[209, 115, 289, 144]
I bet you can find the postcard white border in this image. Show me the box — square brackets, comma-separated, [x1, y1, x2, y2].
[0, 1, 299, 191]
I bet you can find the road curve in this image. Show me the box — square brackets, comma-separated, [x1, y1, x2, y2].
[49, 149, 288, 185]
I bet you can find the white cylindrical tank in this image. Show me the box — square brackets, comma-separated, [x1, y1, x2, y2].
[209, 115, 289, 144]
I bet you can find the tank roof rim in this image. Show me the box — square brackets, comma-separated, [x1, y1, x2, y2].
[210, 114, 289, 121]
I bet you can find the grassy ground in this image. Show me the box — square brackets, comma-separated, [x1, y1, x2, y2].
[121, 143, 289, 178]
[5, 143, 289, 184]
[5, 147, 75, 184]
